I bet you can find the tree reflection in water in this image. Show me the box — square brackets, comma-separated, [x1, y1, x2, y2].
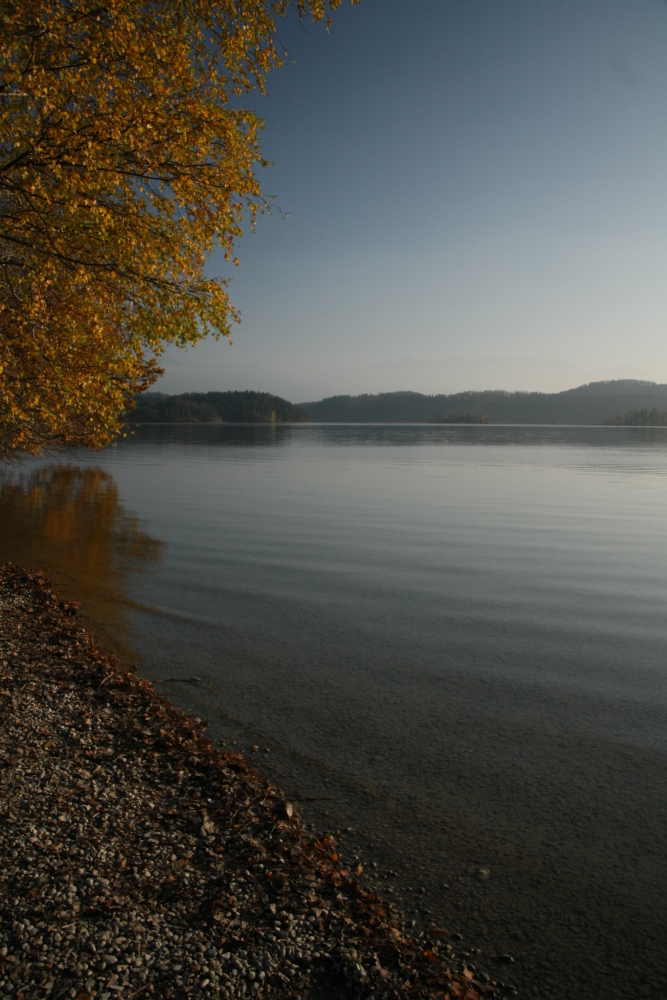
[0, 464, 163, 663]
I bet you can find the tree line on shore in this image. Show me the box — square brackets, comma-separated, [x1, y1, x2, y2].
[129, 391, 309, 424]
[128, 382, 667, 426]
[601, 407, 667, 426]
[428, 413, 489, 424]
[298, 380, 667, 425]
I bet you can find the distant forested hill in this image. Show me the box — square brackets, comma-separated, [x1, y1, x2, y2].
[128, 391, 309, 424]
[300, 381, 667, 424]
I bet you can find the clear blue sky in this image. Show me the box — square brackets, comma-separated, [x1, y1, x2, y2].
[159, 0, 667, 400]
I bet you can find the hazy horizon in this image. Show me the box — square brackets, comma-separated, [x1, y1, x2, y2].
[155, 355, 653, 402]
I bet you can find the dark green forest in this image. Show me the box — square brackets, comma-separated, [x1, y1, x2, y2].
[127, 382, 667, 426]
[300, 381, 667, 424]
[602, 407, 667, 426]
[128, 391, 309, 424]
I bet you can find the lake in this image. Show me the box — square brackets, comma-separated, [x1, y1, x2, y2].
[2, 424, 666, 1000]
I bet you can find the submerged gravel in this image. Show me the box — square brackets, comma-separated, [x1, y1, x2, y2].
[0, 563, 499, 1000]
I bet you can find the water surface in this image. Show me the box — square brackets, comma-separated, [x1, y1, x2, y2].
[2, 424, 666, 1000]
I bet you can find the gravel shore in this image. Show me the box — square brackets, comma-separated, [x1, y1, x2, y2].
[0, 564, 498, 1000]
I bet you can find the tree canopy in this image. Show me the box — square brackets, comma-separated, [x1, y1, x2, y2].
[601, 407, 667, 426]
[0, 0, 354, 458]
[130, 389, 309, 423]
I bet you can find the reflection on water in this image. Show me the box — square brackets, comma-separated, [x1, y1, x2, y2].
[0, 465, 163, 660]
[126, 419, 667, 450]
[125, 422, 293, 448]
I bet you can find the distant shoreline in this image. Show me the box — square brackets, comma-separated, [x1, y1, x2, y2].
[129, 381, 667, 427]
[124, 420, 667, 428]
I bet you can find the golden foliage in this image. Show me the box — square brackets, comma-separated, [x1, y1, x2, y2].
[0, 0, 356, 457]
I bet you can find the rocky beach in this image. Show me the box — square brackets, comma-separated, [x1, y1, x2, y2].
[0, 564, 498, 1000]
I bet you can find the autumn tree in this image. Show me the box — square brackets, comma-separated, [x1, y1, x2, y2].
[0, 0, 355, 458]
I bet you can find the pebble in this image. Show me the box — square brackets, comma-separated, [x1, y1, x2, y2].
[0, 564, 501, 1000]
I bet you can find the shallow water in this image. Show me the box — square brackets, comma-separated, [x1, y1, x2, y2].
[2, 424, 667, 1000]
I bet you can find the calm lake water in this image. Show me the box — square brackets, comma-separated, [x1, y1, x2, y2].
[2, 424, 667, 1000]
